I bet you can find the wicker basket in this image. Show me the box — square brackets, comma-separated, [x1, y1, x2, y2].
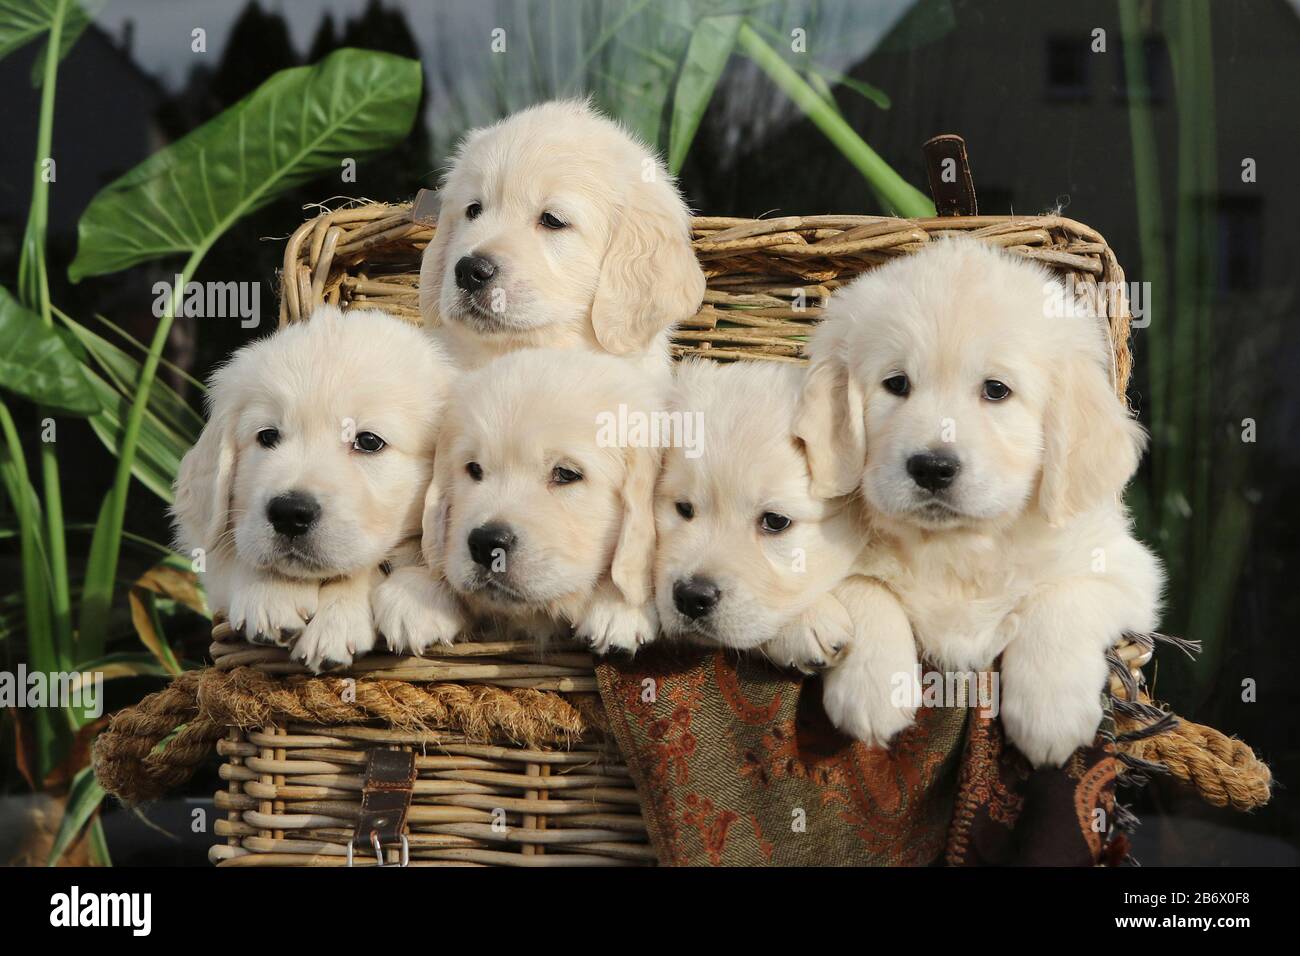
[220, 200, 1125, 867]
[132, 194, 1259, 867]
[206, 625, 647, 866]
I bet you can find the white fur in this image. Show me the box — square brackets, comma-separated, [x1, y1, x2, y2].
[419, 99, 705, 372]
[172, 306, 458, 671]
[655, 360, 918, 746]
[796, 240, 1164, 766]
[433, 348, 664, 654]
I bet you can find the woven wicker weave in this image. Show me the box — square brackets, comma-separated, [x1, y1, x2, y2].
[207, 622, 646, 867]
[200, 199, 1168, 867]
[280, 203, 1134, 393]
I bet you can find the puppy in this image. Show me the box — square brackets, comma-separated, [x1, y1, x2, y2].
[173, 306, 458, 672]
[655, 360, 918, 746]
[796, 239, 1164, 766]
[425, 348, 662, 653]
[419, 99, 705, 371]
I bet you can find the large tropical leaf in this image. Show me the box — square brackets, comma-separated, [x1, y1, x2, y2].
[667, 14, 741, 174]
[0, 286, 98, 415]
[28, 0, 100, 86]
[0, 0, 86, 63]
[69, 47, 423, 280]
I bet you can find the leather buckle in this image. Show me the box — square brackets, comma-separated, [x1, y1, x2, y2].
[346, 831, 410, 868]
[349, 748, 416, 867]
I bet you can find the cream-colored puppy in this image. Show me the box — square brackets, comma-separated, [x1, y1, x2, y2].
[419, 99, 705, 371]
[796, 239, 1163, 766]
[173, 306, 457, 672]
[655, 360, 918, 746]
[423, 348, 662, 653]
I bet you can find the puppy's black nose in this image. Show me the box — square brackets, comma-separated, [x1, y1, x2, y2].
[906, 451, 961, 491]
[454, 255, 496, 292]
[673, 577, 720, 620]
[469, 522, 515, 568]
[266, 492, 320, 538]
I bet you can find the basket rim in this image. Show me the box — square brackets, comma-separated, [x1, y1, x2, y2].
[278, 199, 1133, 398]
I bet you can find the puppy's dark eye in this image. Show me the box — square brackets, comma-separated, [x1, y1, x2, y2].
[883, 374, 910, 397]
[982, 379, 1011, 401]
[540, 212, 568, 230]
[466, 461, 483, 481]
[466, 201, 482, 220]
[257, 427, 280, 449]
[760, 512, 792, 534]
[353, 431, 385, 453]
[552, 465, 583, 485]
[676, 501, 694, 520]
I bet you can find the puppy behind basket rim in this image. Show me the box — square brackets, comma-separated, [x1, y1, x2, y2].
[417, 98, 706, 370]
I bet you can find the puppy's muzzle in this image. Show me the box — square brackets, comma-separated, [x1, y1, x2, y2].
[673, 576, 720, 620]
[468, 522, 516, 569]
[455, 255, 497, 293]
[266, 491, 321, 538]
[906, 451, 961, 492]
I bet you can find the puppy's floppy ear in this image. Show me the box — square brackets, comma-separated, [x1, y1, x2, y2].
[610, 444, 661, 607]
[172, 401, 238, 554]
[418, 191, 448, 329]
[794, 348, 867, 499]
[1038, 345, 1146, 526]
[591, 171, 705, 355]
[420, 424, 457, 576]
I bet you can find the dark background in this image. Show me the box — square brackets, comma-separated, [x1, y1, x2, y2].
[0, 0, 1296, 866]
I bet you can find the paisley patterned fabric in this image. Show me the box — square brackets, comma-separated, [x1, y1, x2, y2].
[596, 643, 1118, 866]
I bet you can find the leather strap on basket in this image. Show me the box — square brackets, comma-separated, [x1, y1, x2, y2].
[923, 134, 978, 217]
[352, 748, 416, 849]
[411, 187, 439, 225]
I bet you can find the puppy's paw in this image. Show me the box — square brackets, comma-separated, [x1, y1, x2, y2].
[575, 597, 658, 656]
[821, 657, 916, 748]
[293, 592, 375, 673]
[763, 595, 853, 674]
[229, 575, 318, 646]
[1000, 677, 1104, 768]
[374, 568, 465, 656]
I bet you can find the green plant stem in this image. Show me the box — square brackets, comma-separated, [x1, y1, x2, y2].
[78, 245, 209, 657]
[736, 21, 934, 218]
[19, 0, 75, 669]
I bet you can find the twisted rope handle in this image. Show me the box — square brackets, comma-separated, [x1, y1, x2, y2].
[1108, 636, 1271, 812]
[93, 667, 593, 805]
[1118, 709, 1272, 811]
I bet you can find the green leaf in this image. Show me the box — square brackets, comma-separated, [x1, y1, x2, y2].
[736, 22, 934, 218]
[129, 556, 206, 676]
[83, 369, 189, 504]
[0, 399, 67, 775]
[28, 0, 99, 87]
[0, 0, 75, 62]
[47, 765, 104, 865]
[0, 286, 99, 415]
[69, 47, 424, 281]
[807, 66, 892, 110]
[668, 14, 742, 175]
[71, 651, 177, 681]
[47, 310, 197, 504]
